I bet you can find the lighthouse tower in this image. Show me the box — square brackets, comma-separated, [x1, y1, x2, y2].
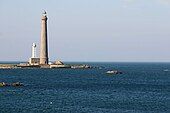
[40, 10, 49, 65]
[31, 43, 36, 58]
[29, 43, 40, 65]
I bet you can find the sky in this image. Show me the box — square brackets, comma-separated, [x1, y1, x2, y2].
[0, 0, 170, 62]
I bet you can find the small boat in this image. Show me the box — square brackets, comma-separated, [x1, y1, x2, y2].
[106, 70, 122, 74]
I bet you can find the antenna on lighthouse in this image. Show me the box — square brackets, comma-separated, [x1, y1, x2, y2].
[31, 43, 37, 58]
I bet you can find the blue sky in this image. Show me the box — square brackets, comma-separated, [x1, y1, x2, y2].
[0, 0, 170, 62]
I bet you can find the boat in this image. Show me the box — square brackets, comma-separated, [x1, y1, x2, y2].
[106, 70, 122, 74]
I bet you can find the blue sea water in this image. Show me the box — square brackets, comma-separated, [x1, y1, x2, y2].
[0, 62, 169, 113]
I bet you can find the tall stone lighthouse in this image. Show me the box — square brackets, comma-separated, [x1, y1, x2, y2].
[40, 11, 49, 65]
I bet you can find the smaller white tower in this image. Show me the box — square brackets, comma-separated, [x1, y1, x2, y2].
[31, 43, 37, 58]
[29, 43, 40, 65]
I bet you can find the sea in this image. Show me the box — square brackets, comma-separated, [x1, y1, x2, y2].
[0, 62, 169, 113]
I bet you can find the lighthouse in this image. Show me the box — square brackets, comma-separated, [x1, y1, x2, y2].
[31, 43, 36, 58]
[40, 11, 49, 65]
[29, 43, 40, 65]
